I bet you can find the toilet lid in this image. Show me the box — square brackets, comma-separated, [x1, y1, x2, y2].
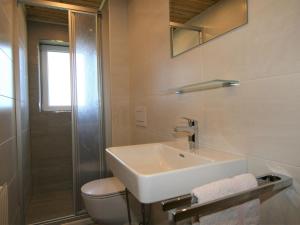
[81, 177, 125, 197]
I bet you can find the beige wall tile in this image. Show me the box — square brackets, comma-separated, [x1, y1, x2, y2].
[0, 49, 14, 98]
[198, 74, 300, 167]
[103, 0, 131, 146]
[247, 157, 300, 224]
[128, 0, 300, 164]
[0, 96, 15, 144]
[244, 0, 300, 79]
[111, 97, 131, 146]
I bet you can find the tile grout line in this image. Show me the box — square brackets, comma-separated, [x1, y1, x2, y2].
[0, 136, 16, 148]
[0, 94, 16, 101]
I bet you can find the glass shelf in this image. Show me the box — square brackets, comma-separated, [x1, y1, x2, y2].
[169, 79, 240, 94]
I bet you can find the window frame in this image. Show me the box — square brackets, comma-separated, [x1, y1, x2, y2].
[40, 43, 71, 112]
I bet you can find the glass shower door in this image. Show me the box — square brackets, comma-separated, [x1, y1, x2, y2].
[69, 11, 106, 213]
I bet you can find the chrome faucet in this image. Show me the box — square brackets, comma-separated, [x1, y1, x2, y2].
[174, 117, 199, 150]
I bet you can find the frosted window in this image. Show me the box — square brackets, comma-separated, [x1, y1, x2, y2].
[47, 51, 71, 107]
[40, 44, 71, 111]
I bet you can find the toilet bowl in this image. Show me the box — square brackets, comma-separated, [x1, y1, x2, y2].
[81, 177, 128, 225]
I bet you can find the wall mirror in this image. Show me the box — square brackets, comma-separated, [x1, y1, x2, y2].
[169, 0, 248, 57]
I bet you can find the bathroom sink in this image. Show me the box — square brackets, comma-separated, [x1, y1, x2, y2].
[106, 143, 246, 203]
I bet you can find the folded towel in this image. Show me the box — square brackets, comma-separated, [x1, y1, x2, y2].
[191, 173, 260, 225]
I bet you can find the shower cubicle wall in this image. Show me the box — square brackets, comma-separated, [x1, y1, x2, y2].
[19, 1, 107, 221]
[69, 11, 107, 213]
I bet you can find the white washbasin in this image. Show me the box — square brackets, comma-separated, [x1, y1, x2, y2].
[106, 143, 246, 203]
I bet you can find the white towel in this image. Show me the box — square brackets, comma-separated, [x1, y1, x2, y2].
[191, 173, 260, 225]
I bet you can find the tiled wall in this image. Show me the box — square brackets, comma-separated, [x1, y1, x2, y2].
[102, 0, 131, 147]
[27, 21, 73, 194]
[0, 0, 28, 224]
[127, 0, 300, 224]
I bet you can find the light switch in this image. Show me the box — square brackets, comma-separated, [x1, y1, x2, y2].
[135, 106, 147, 127]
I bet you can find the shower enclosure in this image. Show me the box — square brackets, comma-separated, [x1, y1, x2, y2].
[69, 10, 107, 213]
[20, 1, 107, 223]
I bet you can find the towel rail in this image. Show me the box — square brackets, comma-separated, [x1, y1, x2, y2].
[161, 173, 292, 223]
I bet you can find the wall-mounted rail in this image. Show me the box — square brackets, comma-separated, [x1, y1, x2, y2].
[161, 173, 292, 223]
[169, 79, 240, 95]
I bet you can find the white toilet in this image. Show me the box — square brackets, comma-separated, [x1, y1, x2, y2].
[81, 177, 128, 225]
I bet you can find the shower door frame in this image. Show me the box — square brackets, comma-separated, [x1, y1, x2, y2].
[17, 0, 107, 222]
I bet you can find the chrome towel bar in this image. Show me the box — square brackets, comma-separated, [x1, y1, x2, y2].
[161, 173, 292, 223]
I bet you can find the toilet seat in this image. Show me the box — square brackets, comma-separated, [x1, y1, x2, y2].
[81, 177, 125, 199]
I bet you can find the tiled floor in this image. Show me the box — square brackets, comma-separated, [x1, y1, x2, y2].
[26, 189, 73, 224]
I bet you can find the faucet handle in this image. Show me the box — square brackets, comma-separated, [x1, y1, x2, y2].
[181, 117, 196, 126]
